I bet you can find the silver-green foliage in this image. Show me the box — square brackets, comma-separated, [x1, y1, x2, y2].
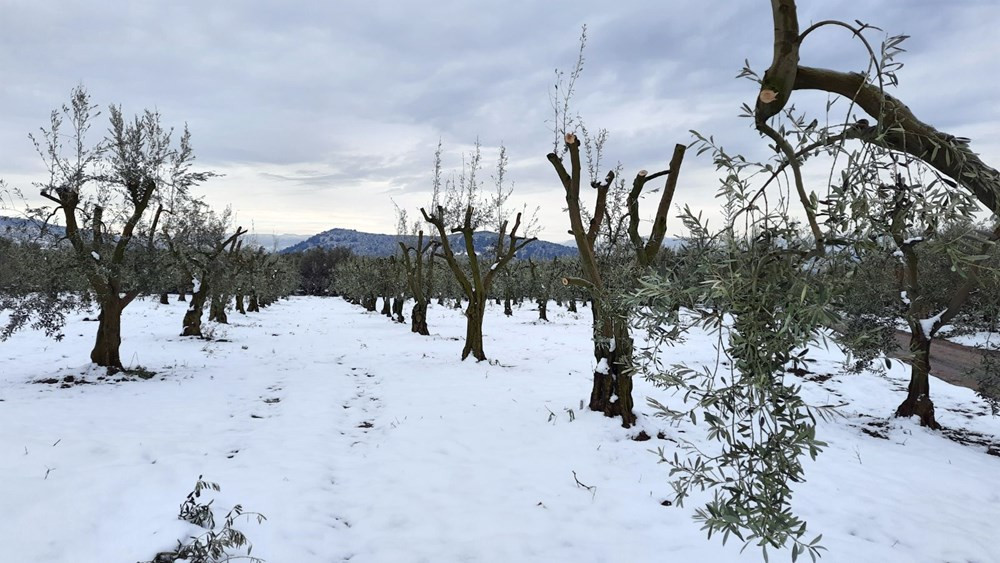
[633, 117, 846, 558]
[636, 211, 837, 561]
[0, 238, 89, 341]
[148, 476, 266, 563]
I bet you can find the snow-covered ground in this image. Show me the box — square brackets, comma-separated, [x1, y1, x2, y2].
[2, 297, 999, 563]
[900, 321, 1000, 351]
[943, 330, 1000, 351]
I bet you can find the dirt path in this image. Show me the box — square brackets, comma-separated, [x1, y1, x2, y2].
[889, 331, 999, 391]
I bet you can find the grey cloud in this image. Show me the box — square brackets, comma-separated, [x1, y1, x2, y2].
[2, 1, 999, 235]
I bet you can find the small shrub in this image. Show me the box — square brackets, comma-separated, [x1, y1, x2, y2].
[145, 475, 266, 563]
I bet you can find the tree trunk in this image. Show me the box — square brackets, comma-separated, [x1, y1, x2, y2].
[453, 297, 462, 309]
[411, 300, 429, 335]
[183, 288, 209, 337]
[392, 295, 405, 323]
[235, 293, 246, 315]
[178, 290, 186, 302]
[568, 298, 577, 313]
[461, 299, 487, 361]
[159, 292, 169, 305]
[588, 313, 637, 428]
[895, 332, 941, 428]
[90, 297, 124, 369]
[209, 294, 228, 324]
[381, 296, 392, 317]
[504, 296, 513, 317]
[537, 299, 548, 321]
[248, 294, 260, 312]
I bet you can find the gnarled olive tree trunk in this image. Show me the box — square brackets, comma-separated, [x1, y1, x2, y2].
[182, 281, 210, 337]
[587, 304, 637, 425]
[462, 298, 488, 362]
[209, 293, 228, 324]
[411, 301, 429, 335]
[90, 295, 124, 367]
[896, 329, 937, 428]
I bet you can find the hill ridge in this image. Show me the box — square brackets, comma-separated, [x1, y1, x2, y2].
[282, 227, 578, 259]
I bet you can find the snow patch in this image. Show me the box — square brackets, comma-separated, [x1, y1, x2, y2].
[918, 310, 945, 338]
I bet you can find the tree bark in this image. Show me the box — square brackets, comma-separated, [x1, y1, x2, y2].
[90, 297, 124, 368]
[537, 299, 548, 321]
[504, 296, 513, 316]
[411, 301, 429, 335]
[461, 299, 487, 361]
[895, 330, 941, 428]
[178, 290, 186, 302]
[392, 295, 405, 323]
[159, 292, 169, 305]
[235, 293, 246, 315]
[209, 294, 228, 324]
[183, 288, 209, 337]
[588, 314, 637, 427]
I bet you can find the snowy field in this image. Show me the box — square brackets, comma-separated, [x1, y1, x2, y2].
[942, 330, 1000, 351]
[2, 296, 999, 563]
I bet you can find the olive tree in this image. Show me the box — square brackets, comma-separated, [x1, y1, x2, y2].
[163, 201, 246, 338]
[547, 133, 685, 427]
[30, 86, 213, 368]
[420, 141, 536, 361]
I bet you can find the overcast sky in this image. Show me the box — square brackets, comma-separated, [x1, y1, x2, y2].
[2, 0, 999, 242]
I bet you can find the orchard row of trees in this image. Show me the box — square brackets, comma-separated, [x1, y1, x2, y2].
[0, 87, 299, 370]
[4, 1, 1000, 557]
[309, 2, 1000, 556]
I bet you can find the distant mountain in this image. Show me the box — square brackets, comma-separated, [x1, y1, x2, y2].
[1, 216, 309, 252]
[1, 215, 683, 257]
[243, 233, 312, 252]
[0, 215, 65, 242]
[282, 228, 578, 259]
